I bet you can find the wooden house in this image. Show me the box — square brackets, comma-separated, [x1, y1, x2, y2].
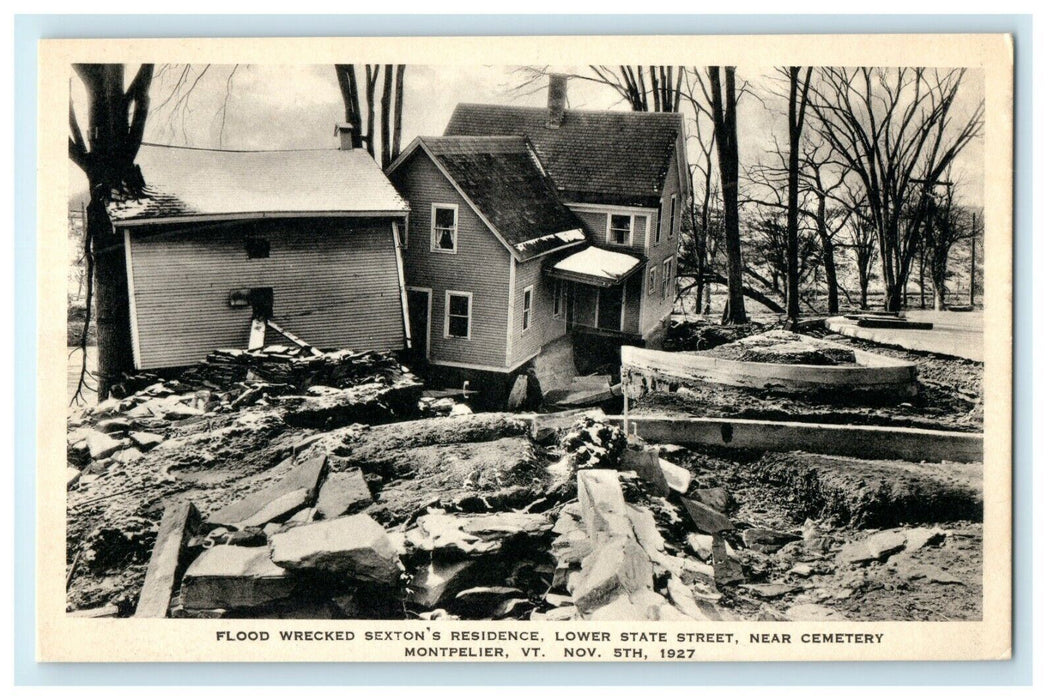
[108, 137, 411, 370]
[386, 75, 690, 387]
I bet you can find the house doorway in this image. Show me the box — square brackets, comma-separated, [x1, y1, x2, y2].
[407, 287, 431, 365]
[597, 284, 624, 331]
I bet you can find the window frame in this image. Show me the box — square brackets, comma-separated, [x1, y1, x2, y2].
[444, 290, 473, 340]
[431, 203, 459, 254]
[245, 236, 270, 259]
[661, 257, 674, 299]
[648, 266, 657, 295]
[654, 202, 663, 245]
[521, 285, 534, 334]
[667, 195, 678, 240]
[553, 280, 563, 317]
[606, 212, 634, 247]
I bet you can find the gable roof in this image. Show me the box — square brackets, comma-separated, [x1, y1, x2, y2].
[444, 104, 686, 207]
[390, 136, 586, 260]
[108, 144, 409, 226]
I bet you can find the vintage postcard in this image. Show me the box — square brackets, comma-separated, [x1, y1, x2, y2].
[37, 33, 1013, 663]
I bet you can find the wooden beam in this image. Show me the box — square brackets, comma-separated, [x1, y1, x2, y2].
[134, 501, 200, 618]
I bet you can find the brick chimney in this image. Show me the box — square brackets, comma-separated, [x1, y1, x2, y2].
[334, 122, 357, 150]
[546, 74, 568, 129]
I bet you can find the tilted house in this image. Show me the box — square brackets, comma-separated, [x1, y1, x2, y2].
[386, 135, 586, 378]
[444, 76, 690, 346]
[386, 75, 690, 386]
[109, 139, 411, 370]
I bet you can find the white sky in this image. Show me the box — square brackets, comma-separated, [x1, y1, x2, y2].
[69, 64, 985, 208]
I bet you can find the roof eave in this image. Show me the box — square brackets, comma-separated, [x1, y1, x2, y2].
[116, 209, 410, 228]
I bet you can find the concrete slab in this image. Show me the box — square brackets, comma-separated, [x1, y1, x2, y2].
[826, 311, 983, 362]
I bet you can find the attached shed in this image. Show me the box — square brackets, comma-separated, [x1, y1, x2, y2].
[109, 143, 411, 370]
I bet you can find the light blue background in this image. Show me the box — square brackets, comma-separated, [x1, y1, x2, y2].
[13, 13, 1032, 686]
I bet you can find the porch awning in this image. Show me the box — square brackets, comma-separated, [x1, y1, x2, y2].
[547, 246, 644, 288]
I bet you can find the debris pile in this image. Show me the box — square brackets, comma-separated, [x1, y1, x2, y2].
[187, 347, 411, 393]
[67, 398, 983, 621]
[696, 330, 858, 366]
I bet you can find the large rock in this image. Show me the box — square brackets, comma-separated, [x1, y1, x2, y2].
[711, 535, 746, 586]
[408, 560, 477, 608]
[129, 431, 164, 451]
[284, 378, 422, 429]
[315, 469, 373, 519]
[743, 527, 801, 554]
[681, 497, 734, 535]
[181, 545, 296, 610]
[209, 456, 327, 526]
[572, 538, 653, 615]
[691, 487, 734, 514]
[404, 511, 552, 557]
[269, 513, 402, 584]
[658, 458, 692, 494]
[86, 431, 123, 460]
[577, 469, 633, 541]
[621, 448, 669, 497]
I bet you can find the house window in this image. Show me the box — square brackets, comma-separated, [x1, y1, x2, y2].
[608, 213, 632, 246]
[445, 291, 472, 339]
[246, 236, 270, 259]
[522, 286, 534, 333]
[553, 281, 563, 317]
[431, 203, 458, 252]
[661, 257, 674, 299]
[654, 202, 663, 244]
[648, 266, 657, 295]
[668, 195, 678, 240]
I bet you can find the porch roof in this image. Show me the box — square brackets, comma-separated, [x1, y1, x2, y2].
[547, 246, 644, 288]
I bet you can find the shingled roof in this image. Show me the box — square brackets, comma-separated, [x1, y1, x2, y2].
[401, 136, 586, 259]
[108, 144, 409, 226]
[444, 104, 685, 207]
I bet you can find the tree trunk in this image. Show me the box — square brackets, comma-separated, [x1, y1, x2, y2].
[364, 66, 378, 158]
[708, 67, 748, 325]
[380, 65, 393, 168]
[88, 194, 134, 399]
[821, 236, 838, 314]
[392, 65, 405, 161]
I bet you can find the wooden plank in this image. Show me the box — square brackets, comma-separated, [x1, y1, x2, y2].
[134, 501, 200, 618]
[266, 319, 323, 356]
[248, 317, 266, 350]
[608, 415, 982, 464]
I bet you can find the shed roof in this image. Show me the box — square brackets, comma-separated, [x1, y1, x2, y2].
[108, 144, 409, 226]
[444, 104, 685, 207]
[408, 136, 587, 258]
[548, 246, 644, 287]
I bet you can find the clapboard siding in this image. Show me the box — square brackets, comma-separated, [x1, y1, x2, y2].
[388, 150, 511, 369]
[638, 152, 681, 335]
[508, 256, 567, 367]
[127, 218, 406, 369]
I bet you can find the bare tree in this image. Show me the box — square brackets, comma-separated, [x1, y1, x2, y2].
[783, 66, 812, 324]
[701, 66, 749, 325]
[68, 64, 153, 402]
[334, 64, 406, 168]
[921, 182, 973, 310]
[511, 65, 683, 113]
[809, 67, 983, 312]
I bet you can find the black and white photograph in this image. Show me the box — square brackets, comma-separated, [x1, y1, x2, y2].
[41, 33, 1012, 662]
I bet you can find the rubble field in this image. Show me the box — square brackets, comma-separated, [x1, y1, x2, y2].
[644, 321, 982, 432]
[66, 343, 983, 621]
